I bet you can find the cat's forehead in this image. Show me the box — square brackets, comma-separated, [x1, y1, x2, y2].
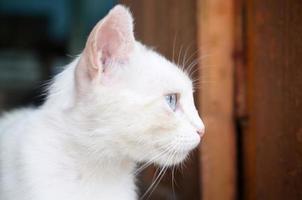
[125, 43, 193, 94]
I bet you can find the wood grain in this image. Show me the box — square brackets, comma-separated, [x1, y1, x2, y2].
[196, 0, 237, 200]
[244, 0, 302, 199]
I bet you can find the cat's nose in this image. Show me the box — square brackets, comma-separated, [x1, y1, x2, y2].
[197, 126, 205, 137]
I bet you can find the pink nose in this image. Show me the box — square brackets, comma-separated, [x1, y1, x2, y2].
[197, 127, 205, 137]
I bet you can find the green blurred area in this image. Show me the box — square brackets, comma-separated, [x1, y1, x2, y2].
[0, 0, 116, 109]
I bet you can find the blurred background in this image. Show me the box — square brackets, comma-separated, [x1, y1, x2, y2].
[0, 0, 301, 200]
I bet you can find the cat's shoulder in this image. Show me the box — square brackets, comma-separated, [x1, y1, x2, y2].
[0, 107, 35, 123]
[0, 107, 37, 134]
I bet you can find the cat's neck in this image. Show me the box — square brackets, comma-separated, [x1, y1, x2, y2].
[72, 148, 136, 182]
[37, 108, 136, 184]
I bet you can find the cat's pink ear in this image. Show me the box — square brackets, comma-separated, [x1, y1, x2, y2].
[79, 5, 135, 80]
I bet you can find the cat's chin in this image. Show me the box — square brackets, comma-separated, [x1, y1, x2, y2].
[154, 151, 189, 167]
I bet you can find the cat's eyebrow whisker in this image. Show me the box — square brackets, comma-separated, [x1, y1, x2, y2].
[182, 48, 200, 69]
[182, 43, 194, 69]
[177, 45, 184, 68]
[193, 79, 216, 85]
[188, 65, 219, 80]
[185, 60, 200, 78]
[188, 66, 200, 78]
[181, 42, 214, 70]
[185, 54, 214, 75]
[193, 81, 218, 91]
[193, 73, 218, 82]
[186, 55, 211, 76]
[191, 77, 201, 83]
[172, 32, 178, 63]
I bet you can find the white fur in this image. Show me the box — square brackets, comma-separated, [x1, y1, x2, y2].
[0, 5, 204, 200]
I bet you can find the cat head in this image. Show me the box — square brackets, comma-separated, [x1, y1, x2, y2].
[74, 5, 205, 166]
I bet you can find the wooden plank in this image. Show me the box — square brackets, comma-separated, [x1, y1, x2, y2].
[119, 1, 200, 199]
[196, 0, 237, 200]
[244, 0, 302, 199]
[243, 0, 256, 199]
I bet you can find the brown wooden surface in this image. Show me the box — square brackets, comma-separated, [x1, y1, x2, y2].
[119, 1, 200, 199]
[196, 0, 237, 200]
[244, 0, 302, 199]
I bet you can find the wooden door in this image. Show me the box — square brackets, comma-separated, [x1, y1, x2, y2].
[243, 0, 302, 199]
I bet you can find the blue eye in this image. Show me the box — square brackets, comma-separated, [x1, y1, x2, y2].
[165, 94, 178, 111]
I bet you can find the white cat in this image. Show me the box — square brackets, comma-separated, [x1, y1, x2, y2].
[0, 5, 205, 200]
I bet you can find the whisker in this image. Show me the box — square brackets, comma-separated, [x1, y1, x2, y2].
[144, 148, 177, 200]
[145, 167, 168, 200]
[185, 55, 212, 78]
[182, 43, 194, 68]
[134, 142, 176, 175]
[140, 140, 180, 200]
[183, 48, 200, 68]
[172, 32, 178, 63]
[177, 45, 184, 68]
[172, 166, 176, 200]
[140, 166, 167, 200]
